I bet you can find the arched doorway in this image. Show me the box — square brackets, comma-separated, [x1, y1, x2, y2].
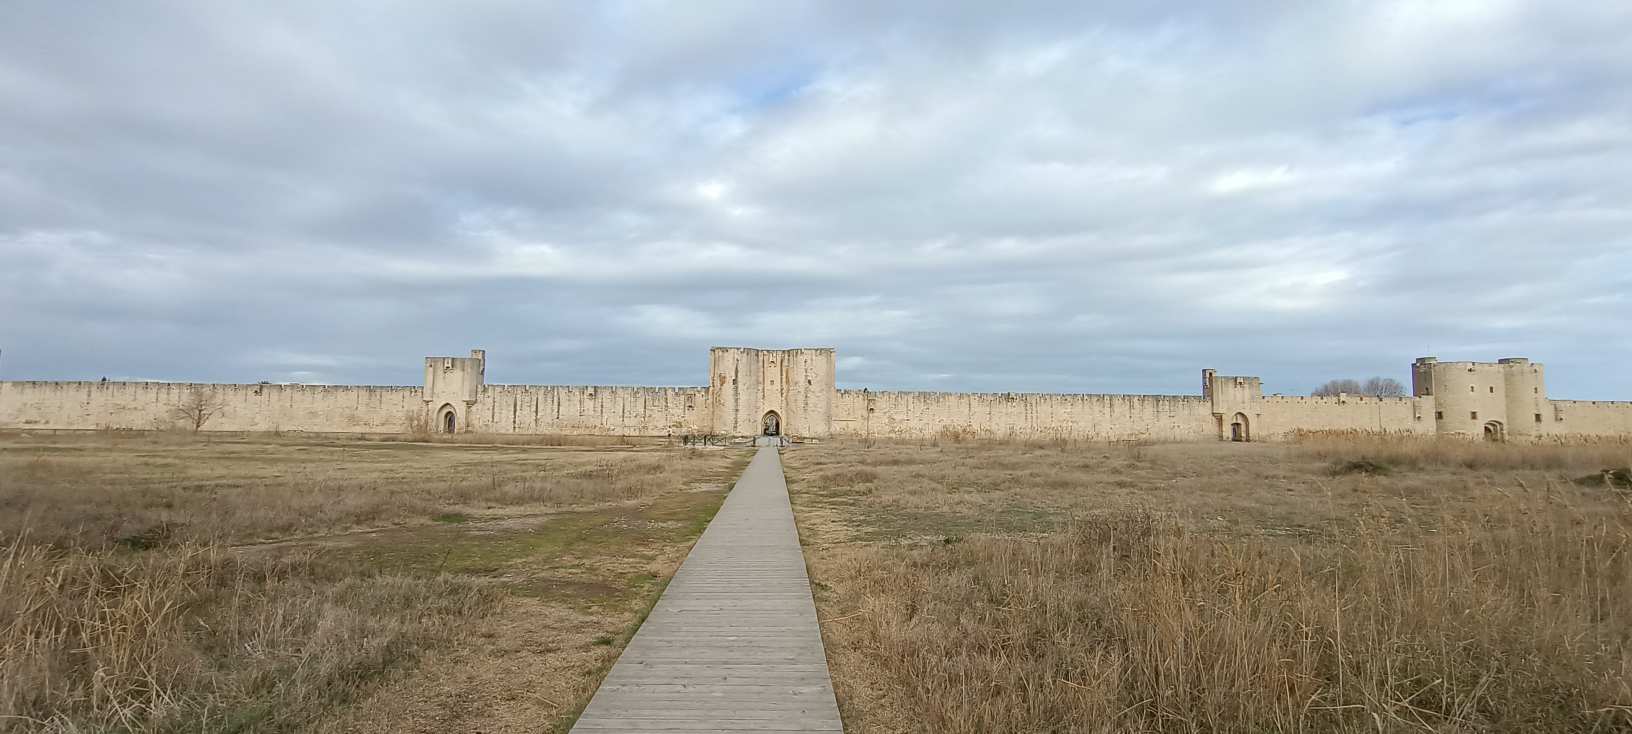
[761, 411, 781, 436]
[1230, 412, 1250, 442]
[438, 404, 457, 434]
[1483, 420, 1505, 442]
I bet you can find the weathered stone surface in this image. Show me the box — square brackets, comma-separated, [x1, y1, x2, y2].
[3, 348, 1629, 441]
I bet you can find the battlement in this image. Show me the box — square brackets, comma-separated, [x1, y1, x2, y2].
[1262, 395, 1417, 403]
[3, 349, 1627, 442]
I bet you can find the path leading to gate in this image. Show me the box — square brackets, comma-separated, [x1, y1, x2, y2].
[571, 446, 843, 733]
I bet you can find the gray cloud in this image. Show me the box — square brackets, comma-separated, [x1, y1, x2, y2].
[2, 1, 1629, 399]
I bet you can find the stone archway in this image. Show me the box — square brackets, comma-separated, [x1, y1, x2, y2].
[762, 411, 781, 437]
[1483, 420, 1505, 442]
[438, 403, 458, 434]
[1230, 412, 1250, 442]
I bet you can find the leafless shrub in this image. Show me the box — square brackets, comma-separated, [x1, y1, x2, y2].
[404, 410, 433, 440]
[1313, 376, 1405, 397]
[169, 388, 224, 432]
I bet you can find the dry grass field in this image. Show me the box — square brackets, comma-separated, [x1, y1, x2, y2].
[0, 431, 747, 733]
[784, 437, 1632, 733]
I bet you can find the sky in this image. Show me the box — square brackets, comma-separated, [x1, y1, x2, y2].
[1, 1, 1629, 398]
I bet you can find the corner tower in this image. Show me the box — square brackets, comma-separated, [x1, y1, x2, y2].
[1413, 356, 1546, 440]
[708, 347, 835, 438]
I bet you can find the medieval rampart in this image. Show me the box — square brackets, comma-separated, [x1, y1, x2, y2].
[3, 348, 1628, 442]
[470, 385, 709, 436]
[1549, 400, 1632, 438]
[0, 381, 422, 433]
[1255, 395, 1434, 440]
[830, 389, 1215, 441]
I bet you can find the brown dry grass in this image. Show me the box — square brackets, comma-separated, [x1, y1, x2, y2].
[785, 437, 1632, 733]
[0, 432, 747, 733]
[1, 540, 495, 732]
[0, 432, 727, 548]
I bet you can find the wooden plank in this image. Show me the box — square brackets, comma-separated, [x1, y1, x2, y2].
[571, 446, 843, 733]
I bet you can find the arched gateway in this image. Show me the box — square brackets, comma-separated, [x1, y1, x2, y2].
[1230, 412, 1251, 442]
[762, 411, 781, 436]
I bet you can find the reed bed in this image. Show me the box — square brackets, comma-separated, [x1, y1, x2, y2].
[1292, 432, 1631, 472]
[0, 537, 497, 732]
[788, 438, 1632, 732]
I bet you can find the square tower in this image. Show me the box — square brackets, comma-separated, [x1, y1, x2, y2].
[1203, 369, 1263, 441]
[708, 347, 835, 438]
[422, 349, 485, 433]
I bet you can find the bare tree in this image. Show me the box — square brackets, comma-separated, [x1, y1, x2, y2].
[1312, 378, 1362, 397]
[1362, 376, 1405, 397]
[1313, 377, 1405, 397]
[171, 388, 224, 432]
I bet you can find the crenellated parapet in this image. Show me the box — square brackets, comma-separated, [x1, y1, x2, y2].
[2, 347, 1627, 442]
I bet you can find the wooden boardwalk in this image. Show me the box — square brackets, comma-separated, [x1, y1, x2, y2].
[571, 446, 843, 733]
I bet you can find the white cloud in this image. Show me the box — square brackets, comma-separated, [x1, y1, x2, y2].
[1206, 166, 1300, 196]
[0, 1, 1628, 397]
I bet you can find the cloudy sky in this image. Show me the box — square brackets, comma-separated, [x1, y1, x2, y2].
[2, 2, 1628, 397]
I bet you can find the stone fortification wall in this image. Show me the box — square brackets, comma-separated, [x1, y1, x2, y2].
[1255, 395, 1435, 439]
[5, 349, 1626, 443]
[1549, 400, 1632, 439]
[0, 381, 423, 432]
[470, 385, 709, 436]
[830, 389, 1215, 441]
[0, 380, 713, 437]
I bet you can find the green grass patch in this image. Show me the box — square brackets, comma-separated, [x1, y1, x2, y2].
[1573, 467, 1631, 489]
[1329, 458, 1392, 476]
[310, 452, 746, 614]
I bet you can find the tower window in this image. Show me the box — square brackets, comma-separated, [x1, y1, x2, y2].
[1534, 413, 1542, 423]
[1489, 386, 1495, 393]
[1470, 411, 1478, 420]
[1533, 387, 1538, 394]
[1469, 386, 1475, 392]
[1435, 411, 1443, 420]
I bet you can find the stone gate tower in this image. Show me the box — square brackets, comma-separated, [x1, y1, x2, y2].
[1412, 356, 1549, 440]
[707, 347, 835, 438]
[423, 349, 485, 433]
